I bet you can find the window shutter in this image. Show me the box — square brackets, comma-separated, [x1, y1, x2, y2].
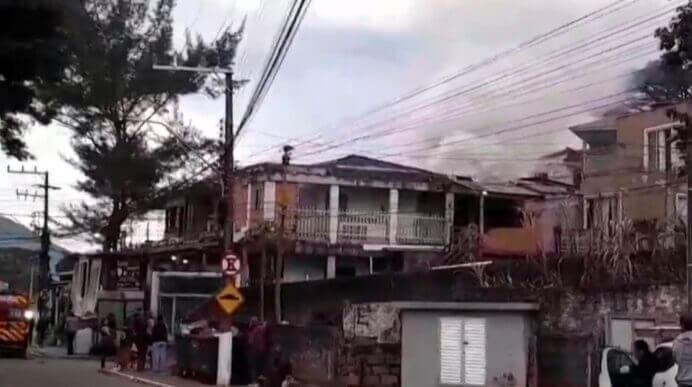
[463, 318, 487, 385]
[440, 317, 463, 384]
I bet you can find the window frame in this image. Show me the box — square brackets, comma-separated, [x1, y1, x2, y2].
[643, 122, 682, 172]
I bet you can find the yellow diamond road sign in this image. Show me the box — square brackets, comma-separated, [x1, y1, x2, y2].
[216, 283, 244, 315]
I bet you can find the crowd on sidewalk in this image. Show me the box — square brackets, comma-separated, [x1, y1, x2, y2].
[60, 310, 294, 387]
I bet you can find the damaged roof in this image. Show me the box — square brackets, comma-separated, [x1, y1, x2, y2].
[516, 177, 577, 196]
[477, 182, 542, 198]
[241, 154, 478, 191]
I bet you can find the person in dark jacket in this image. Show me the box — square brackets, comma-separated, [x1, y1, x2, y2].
[632, 340, 658, 387]
[150, 315, 168, 374]
[133, 313, 149, 372]
[99, 317, 117, 369]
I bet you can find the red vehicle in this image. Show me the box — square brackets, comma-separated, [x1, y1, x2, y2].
[0, 291, 34, 357]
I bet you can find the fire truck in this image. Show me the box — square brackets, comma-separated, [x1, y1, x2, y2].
[0, 291, 34, 357]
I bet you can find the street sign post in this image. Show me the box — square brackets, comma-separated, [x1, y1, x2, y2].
[215, 283, 245, 315]
[221, 251, 241, 277]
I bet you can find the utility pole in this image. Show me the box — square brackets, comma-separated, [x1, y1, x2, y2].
[152, 65, 235, 253]
[274, 145, 293, 322]
[687, 130, 692, 313]
[7, 166, 61, 290]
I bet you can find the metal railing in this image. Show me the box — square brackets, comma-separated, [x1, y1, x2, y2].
[397, 213, 446, 245]
[281, 207, 330, 242]
[337, 210, 389, 244]
[273, 207, 447, 245]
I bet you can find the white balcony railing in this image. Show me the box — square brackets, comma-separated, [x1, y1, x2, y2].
[337, 210, 389, 244]
[397, 213, 446, 245]
[274, 206, 446, 245]
[281, 207, 330, 242]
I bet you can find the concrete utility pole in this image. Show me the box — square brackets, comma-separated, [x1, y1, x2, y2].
[152, 65, 235, 253]
[687, 131, 692, 313]
[7, 166, 61, 290]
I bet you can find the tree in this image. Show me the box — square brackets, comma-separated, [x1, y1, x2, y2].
[637, 1, 692, 170]
[0, 0, 73, 160]
[54, 0, 243, 250]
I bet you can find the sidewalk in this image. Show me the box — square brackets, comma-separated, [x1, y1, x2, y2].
[99, 368, 195, 387]
[28, 345, 92, 360]
[99, 367, 250, 387]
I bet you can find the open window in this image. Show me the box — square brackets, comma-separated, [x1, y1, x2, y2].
[643, 123, 683, 174]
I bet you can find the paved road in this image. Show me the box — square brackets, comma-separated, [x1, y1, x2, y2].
[0, 357, 142, 387]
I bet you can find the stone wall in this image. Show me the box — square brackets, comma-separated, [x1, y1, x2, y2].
[238, 267, 687, 387]
[272, 325, 339, 384]
[337, 342, 401, 387]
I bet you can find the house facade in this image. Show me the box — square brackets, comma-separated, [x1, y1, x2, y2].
[232, 155, 475, 283]
[573, 105, 688, 226]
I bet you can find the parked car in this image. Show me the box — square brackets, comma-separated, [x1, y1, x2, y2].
[599, 343, 678, 387]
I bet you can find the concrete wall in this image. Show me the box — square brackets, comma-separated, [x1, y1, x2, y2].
[401, 310, 530, 387]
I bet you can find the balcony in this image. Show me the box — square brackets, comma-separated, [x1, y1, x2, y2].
[397, 213, 446, 245]
[279, 206, 446, 245]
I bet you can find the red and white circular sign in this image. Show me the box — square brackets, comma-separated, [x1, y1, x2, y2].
[221, 252, 241, 276]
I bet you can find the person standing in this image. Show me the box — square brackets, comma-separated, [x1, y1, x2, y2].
[99, 317, 117, 369]
[674, 313, 692, 387]
[631, 340, 657, 387]
[64, 311, 79, 355]
[150, 315, 168, 374]
[133, 313, 150, 372]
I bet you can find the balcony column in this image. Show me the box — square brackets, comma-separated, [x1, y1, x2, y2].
[389, 189, 399, 244]
[329, 185, 339, 243]
[326, 256, 336, 279]
[264, 182, 276, 221]
[445, 192, 454, 244]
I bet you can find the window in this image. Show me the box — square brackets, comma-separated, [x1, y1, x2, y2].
[644, 123, 682, 173]
[676, 193, 687, 221]
[439, 317, 487, 385]
[584, 195, 619, 233]
[253, 186, 263, 210]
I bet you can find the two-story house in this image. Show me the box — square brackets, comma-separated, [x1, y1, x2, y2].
[232, 155, 477, 283]
[570, 103, 689, 233]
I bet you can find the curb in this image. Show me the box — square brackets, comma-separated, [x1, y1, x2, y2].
[98, 368, 176, 387]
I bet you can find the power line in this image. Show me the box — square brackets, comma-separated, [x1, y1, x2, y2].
[252, 0, 655, 159]
[294, 30, 651, 160]
[294, 46, 654, 160]
[236, 0, 311, 140]
[274, 29, 656, 157]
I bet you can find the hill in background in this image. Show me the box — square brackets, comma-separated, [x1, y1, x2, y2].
[0, 216, 70, 290]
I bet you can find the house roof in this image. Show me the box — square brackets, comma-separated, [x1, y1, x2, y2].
[241, 154, 479, 191]
[539, 147, 583, 163]
[516, 177, 577, 195]
[569, 118, 617, 146]
[569, 118, 616, 133]
[477, 182, 542, 198]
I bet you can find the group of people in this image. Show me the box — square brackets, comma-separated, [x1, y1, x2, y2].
[91, 312, 168, 373]
[629, 314, 692, 387]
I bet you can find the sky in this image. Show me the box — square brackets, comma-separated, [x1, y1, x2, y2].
[0, 0, 678, 251]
